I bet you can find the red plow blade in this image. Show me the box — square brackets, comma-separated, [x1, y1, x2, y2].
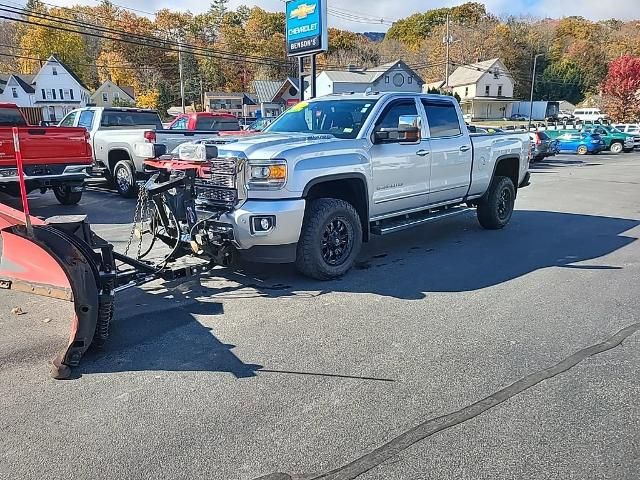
[0, 203, 104, 379]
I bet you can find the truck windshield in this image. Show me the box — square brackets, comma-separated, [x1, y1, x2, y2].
[265, 99, 378, 139]
[0, 108, 27, 127]
[101, 110, 163, 129]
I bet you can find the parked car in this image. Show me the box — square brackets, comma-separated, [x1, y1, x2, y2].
[555, 132, 605, 155]
[167, 112, 246, 135]
[58, 107, 221, 197]
[146, 92, 531, 279]
[581, 125, 637, 153]
[557, 110, 576, 122]
[509, 113, 529, 121]
[613, 124, 640, 148]
[573, 108, 606, 123]
[529, 131, 556, 161]
[0, 103, 92, 205]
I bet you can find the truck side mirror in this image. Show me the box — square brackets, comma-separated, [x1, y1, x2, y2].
[373, 115, 422, 144]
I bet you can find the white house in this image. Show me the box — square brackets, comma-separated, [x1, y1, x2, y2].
[0, 74, 36, 107]
[91, 80, 135, 107]
[305, 60, 424, 98]
[426, 58, 516, 121]
[31, 55, 91, 123]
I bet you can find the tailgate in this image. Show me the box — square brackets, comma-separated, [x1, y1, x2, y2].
[16, 127, 92, 166]
[156, 131, 219, 153]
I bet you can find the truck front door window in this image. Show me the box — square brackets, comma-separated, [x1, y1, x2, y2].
[370, 98, 430, 217]
[59, 112, 78, 127]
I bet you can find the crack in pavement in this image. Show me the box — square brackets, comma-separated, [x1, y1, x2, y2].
[254, 322, 640, 480]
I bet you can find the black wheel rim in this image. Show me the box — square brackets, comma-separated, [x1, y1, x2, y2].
[321, 217, 352, 266]
[497, 187, 512, 220]
[116, 166, 131, 192]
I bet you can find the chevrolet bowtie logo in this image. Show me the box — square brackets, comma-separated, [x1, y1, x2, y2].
[290, 3, 316, 20]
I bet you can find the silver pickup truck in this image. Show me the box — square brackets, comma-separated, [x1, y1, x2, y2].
[160, 92, 531, 279]
[59, 107, 217, 197]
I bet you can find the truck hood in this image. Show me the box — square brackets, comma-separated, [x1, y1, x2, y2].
[209, 132, 344, 159]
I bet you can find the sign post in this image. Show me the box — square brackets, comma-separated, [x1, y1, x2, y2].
[285, 0, 328, 100]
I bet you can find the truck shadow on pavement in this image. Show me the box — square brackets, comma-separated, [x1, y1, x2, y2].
[237, 210, 639, 301]
[75, 210, 637, 378]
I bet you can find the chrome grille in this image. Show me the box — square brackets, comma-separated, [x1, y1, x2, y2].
[194, 157, 243, 210]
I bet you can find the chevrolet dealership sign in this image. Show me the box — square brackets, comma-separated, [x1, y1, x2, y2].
[286, 0, 328, 56]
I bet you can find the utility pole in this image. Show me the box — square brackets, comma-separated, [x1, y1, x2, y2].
[444, 14, 452, 89]
[178, 42, 186, 114]
[528, 53, 543, 131]
[200, 76, 204, 112]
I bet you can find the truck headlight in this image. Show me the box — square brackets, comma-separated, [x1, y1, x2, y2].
[247, 160, 287, 190]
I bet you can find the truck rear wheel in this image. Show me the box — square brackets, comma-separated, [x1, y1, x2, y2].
[53, 186, 82, 205]
[113, 160, 137, 198]
[296, 198, 362, 280]
[477, 176, 515, 230]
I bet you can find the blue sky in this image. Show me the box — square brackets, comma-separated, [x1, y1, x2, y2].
[30, 0, 640, 32]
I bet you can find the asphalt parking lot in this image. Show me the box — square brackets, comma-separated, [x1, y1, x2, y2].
[1, 151, 639, 480]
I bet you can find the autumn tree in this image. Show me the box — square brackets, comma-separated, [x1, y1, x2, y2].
[601, 55, 640, 122]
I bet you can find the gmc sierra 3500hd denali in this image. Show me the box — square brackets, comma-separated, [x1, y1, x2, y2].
[152, 92, 531, 280]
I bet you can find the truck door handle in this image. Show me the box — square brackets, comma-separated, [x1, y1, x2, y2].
[416, 149, 430, 156]
[460, 145, 471, 152]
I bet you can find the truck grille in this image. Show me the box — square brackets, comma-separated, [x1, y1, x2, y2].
[194, 157, 244, 210]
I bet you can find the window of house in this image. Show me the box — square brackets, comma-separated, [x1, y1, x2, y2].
[422, 99, 462, 138]
[485, 85, 490, 96]
[48, 106, 56, 122]
[69, 89, 74, 100]
[52, 66, 58, 75]
[408, 76, 413, 84]
[59, 89, 64, 100]
[465, 87, 469, 97]
[41, 89, 46, 100]
[11, 88, 18, 98]
[497, 85, 503, 97]
[102, 93, 109, 102]
[45, 89, 53, 100]
[385, 75, 389, 84]
[52, 89, 57, 100]
[113, 91, 120, 99]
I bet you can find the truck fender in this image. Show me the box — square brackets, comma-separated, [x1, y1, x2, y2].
[478, 154, 522, 201]
[302, 173, 370, 241]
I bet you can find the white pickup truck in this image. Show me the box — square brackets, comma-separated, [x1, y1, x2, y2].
[154, 92, 531, 279]
[58, 107, 216, 197]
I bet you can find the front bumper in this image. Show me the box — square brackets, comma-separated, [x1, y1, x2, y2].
[212, 199, 306, 262]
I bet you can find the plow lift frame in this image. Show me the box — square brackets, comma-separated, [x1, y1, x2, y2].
[0, 130, 220, 379]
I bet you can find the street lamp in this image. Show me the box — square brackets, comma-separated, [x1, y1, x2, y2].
[528, 53, 544, 131]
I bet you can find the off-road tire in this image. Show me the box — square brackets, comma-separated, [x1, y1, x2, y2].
[295, 198, 363, 280]
[53, 186, 82, 205]
[477, 176, 516, 230]
[113, 160, 137, 198]
[609, 142, 623, 154]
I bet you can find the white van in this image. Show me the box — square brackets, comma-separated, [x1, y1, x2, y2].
[573, 108, 606, 122]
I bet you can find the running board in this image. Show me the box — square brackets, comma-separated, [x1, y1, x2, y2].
[371, 205, 473, 235]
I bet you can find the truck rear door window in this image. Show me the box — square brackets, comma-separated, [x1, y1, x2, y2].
[78, 111, 95, 129]
[0, 108, 27, 127]
[101, 111, 163, 129]
[422, 100, 461, 137]
[196, 118, 241, 131]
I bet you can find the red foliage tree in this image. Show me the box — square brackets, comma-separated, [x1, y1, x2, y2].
[601, 55, 640, 122]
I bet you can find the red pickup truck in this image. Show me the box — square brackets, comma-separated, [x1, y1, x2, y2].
[166, 112, 254, 136]
[0, 103, 93, 205]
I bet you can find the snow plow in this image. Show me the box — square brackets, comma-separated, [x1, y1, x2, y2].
[0, 138, 241, 379]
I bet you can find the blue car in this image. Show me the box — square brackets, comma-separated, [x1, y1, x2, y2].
[555, 132, 605, 155]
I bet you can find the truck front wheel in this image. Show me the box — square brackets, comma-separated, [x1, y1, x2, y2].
[609, 142, 623, 154]
[113, 160, 137, 198]
[53, 186, 82, 205]
[477, 176, 516, 230]
[296, 198, 363, 280]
